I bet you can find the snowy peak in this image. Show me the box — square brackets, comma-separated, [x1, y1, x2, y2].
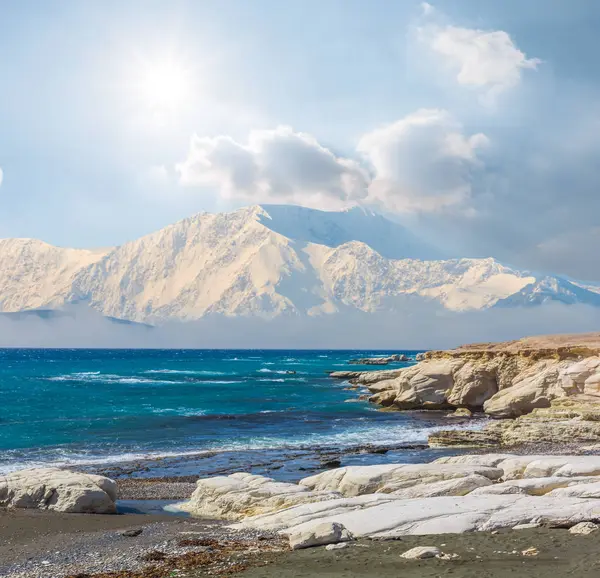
[0, 238, 108, 312]
[495, 276, 600, 308]
[256, 204, 444, 260]
[0, 205, 598, 323]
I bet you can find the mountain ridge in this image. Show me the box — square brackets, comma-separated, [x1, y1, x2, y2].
[1, 204, 598, 324]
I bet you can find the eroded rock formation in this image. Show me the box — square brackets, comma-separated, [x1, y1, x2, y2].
[333, 333, 600, 447]
[0, 468, 117, 514]
[179, 454, 600, 545]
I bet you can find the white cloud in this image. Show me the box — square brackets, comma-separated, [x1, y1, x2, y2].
[358, 109, 489, 213]
[0, 167, 3, 187]
[177, 111, 488, 215]
[177, 126, 369, 209]
[420, 10, 541, 100]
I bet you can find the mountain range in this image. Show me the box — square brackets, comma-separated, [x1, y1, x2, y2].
[1, 204, 599, 325]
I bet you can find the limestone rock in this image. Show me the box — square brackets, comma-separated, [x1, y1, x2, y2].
[547, 480, 600, 498]
[569, 521, 599, 535]
[0, 468, 117, 514]
[446, 407, 473, 418]
[329, 371, 362, 380]
[447, 362, 497, 407]
[236, 494, 600, 539]
[400, 546, 441, 559]
[300, 463, 502, 497]
[392, 360, 460, 409]
[288, 521, 354, 550]
[179, 473, 340, 521]
[483, 361, 570, 418]
[428, 430, 501, 448]
[513, 523, 542, 530]
[352, 369, 406, 386]
[325, 542, 349, 550]
[389, 474, 493, 498]
[470, 476, 600, 497]
[433, 454, 516, 467]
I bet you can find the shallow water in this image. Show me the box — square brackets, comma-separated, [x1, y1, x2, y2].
[0, 349, 465, 476]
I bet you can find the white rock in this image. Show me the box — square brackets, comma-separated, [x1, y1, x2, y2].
[325, 542, 350, 550]
[390, 474, 493, 498]
[236, 495, 600, 539]
[569, 521, 599, 535]
[0, 468, 117, 514]
[496, 456, 555, 480]
[179, 472, 340, 521]
[512, 523, 542, 530]
[300, 463, 502, 497]
[434, 454, 517, 468]
[483, 361, 570, 418]
[401, 546, 441, 559]
[518, 456, 600, 479]
[547, 481, 600, 498]
[288, 522, 354, 550]
[470, 476, 600, 497]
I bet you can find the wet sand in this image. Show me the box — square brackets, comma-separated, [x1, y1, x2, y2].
[3, 511, 600, 577]
[241, 528, 600, 578]
[0, 509, 282, 578]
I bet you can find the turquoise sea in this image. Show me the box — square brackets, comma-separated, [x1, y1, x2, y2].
[0, 349, 461, 479]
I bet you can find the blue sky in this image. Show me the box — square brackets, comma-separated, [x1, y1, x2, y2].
[1, 1, 600, 279]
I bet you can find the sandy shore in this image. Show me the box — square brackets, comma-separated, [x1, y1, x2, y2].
[2, 512, 600, 577]
[0, 508, 284, 578]
[242, 528, 600, 578]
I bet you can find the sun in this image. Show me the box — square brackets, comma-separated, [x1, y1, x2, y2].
[135, 57, 191, 113]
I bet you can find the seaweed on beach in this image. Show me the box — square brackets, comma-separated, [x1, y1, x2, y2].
[64, 537, 285, 578]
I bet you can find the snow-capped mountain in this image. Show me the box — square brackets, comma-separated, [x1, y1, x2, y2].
[1, 205, 599, 324]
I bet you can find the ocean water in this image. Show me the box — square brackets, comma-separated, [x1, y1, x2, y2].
[0, 349, 463, 477]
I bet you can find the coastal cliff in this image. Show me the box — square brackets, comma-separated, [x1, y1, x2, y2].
[331, 333, 600, 447]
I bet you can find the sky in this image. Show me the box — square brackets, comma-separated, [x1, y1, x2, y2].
[1, 0, 600, 280]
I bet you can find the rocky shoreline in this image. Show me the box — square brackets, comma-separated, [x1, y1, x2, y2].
[331, 333, 600, 449]
[9, 336, 600, 576]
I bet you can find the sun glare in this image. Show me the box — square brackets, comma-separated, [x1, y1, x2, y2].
[135, 57, 191, 113]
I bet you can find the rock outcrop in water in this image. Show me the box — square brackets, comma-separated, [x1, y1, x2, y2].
[0, 468, 117, 513]
[333, 333, 600, 447]
[180, 454, 600, 546]
[348, 354, 410, 365]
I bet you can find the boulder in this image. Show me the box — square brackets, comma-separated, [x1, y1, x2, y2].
[569, 521, 599, 535]
[325, 542, 350, 550]
[446, 407, 473, 418]
[288, 521, 354, 550]
[400, 546, 441, 559]
[0, 468, 117, 514]
[179, 473, 340, 520]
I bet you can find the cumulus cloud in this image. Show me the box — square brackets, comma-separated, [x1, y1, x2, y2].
[358, 109, 489, 213]
[0, 167, 3, 187]
[177, 111, 488, 215]
[419, 9, 541, 101]
[177, 125, 369, 209]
